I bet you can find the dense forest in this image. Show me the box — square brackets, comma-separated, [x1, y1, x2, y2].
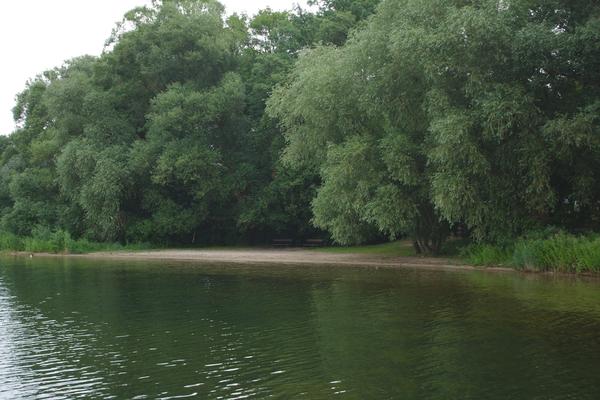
[1, 0, 600, 256]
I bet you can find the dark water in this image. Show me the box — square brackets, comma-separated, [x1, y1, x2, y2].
[1, 257, 600, 399]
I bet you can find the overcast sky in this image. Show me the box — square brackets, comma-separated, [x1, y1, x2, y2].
[0, 0, 300, 136]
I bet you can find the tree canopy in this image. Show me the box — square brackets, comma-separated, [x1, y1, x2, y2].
[268, 0, 600, 252]
[1, 0, 599, 253]
[0, 0, 376, 245]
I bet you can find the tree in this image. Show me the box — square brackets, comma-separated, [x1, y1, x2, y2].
[269, 0, 600, 251]
[267, 39, 446, 252]
[129, 73, 250, 243]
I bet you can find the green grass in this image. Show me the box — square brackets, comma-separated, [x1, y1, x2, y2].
[317, 240, 416, 257]
[460, 243, 513, 267]
[0, 230, 153, 255]
[461, 233, 600, 273]
[0, 232, 24, 252]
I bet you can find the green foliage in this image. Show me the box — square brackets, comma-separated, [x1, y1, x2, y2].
[0, 233, 24, 251]
[237, 164, 321, 241]
[462, 233, 600, 273]
[269, 0, 600, 254]
[0, 0, 377, 248]
[0, 228, 153, 254]
[22, 227, 72, 253]
[266, 4, 449, 252]
[3, 0, 600, 270]
[317, 240, 416, 257]
[511, 234, 600, 273]
[461, 244, 513, 267]
[311, 136, 400, 245]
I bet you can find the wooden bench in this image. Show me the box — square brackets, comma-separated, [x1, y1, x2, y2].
[302, 239, 326, 247]
[271, 238, 294, 247]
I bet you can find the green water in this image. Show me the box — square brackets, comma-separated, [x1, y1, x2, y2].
[1, 257, 600, 399]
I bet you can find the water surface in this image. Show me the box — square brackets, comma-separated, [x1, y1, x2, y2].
[1, 256, 599, 399]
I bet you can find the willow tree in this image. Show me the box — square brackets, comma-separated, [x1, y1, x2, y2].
[268, 0, 600, 252]
[268, 41, 449, 253]
[407, 0, 600, 241]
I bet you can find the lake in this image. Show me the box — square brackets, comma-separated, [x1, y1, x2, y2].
[1, 256, 599, 399]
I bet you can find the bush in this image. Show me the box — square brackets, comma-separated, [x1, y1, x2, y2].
[0, 233, 24, 251]
[576, 237, 600, 273]
[461, 243, 513, 267]
[0, 227, 154, 254]
[462, 232, 600, 273]
[512, 234, 600, 273]
[22, 227, 72, 253]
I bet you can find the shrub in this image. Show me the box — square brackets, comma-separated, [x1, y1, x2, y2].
[0, 233, 24, 251]
[0, 227, 154, 254]
[461, 243, 513, 267]
[464, 232, 600, 273]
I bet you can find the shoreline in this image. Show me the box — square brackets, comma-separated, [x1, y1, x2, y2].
[6, 248, 517, 273]
[6, 249, 600, 279]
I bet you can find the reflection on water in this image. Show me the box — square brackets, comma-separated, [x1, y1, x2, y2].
[0, 256, 600, 399]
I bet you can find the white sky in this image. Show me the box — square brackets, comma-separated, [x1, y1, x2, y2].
[0, 0, 300, 136]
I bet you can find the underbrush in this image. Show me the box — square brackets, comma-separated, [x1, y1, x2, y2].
[0, 229, 152, 254]
[461, 232, 600, 273]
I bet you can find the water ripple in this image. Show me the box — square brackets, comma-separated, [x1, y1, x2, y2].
[1, 258, 600, 399]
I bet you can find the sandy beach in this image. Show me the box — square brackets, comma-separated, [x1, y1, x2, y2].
[10, 248, 514, 272]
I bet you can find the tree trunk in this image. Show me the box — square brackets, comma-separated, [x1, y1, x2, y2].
[413, 241, 422, 254]
[413, 202, 449, 255]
